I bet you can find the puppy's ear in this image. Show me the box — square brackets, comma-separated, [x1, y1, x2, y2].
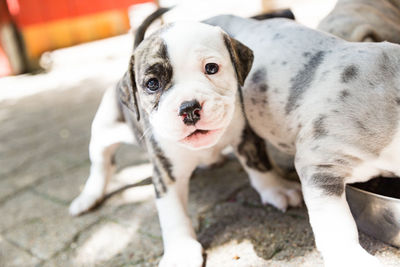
[223, 34, 254, 86]
[119, 55, 141, 121]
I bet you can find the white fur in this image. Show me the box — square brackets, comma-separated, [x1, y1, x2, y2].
[69, 87, 135, 216]
[350, 127, 400, 183]
[303, 187, 382, 267]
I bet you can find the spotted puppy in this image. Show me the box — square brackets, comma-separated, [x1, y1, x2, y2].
[204, 14, 400, 267]
[69, 9, 302, 267]
[318, 0, 400, 43]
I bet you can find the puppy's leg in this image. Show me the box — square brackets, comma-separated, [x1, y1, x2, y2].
[234, 125, 302, 211]
[296, 149, 381, 267]
[146, 141, 203, 267]
[69, 87, 135, 216]
[157, 183, 203, 267]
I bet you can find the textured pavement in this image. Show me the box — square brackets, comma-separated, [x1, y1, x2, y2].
[1, 4, 400, 266]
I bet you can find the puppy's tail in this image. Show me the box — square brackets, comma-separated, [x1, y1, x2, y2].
[134, 7, 172, 49]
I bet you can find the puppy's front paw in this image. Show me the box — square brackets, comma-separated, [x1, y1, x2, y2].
[69, 193, 102, 216]
[159, 239, 203, 267]
[324, 246, 382, 267]
[258, 180, 302, 212]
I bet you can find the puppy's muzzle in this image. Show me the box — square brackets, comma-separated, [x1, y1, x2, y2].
[179, 100, 201, 126]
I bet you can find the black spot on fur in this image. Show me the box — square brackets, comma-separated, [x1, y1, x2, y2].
[355, 120, 367, 131]
[341, 65, 359, 83]
[313, 115, 328, 139]
[237, 125, 271, 172]
[259, 84, 268, 92]
[251, 68, 266, 84]
[395, 97, 400, 105]
[251, 98, 257, 104]
[148, 136, 175, 198]
[153, 166, 167, 198]
[311, 172, 344, 196]
[250, 68, 268, 92]
[286, 51, 325, 114]
[339, 90, 350, 100]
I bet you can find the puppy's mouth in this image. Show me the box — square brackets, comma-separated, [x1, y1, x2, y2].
[186, 129, 210, 138]
[180, 128, 223, 149]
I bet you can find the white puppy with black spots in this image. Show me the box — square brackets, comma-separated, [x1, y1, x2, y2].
[70, 9, 400, 267]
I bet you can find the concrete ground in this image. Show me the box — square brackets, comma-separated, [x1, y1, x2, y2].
[1, 1, 400, 266]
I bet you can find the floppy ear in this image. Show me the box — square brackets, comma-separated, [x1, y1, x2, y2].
[118, 55, 141, 121]
[223, 34, 254, 86]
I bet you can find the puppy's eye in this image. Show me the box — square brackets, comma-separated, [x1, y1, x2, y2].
[146, 78, 160, 92]
[205, 63, 219, 75]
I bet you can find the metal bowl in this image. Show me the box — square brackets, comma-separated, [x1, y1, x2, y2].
[346, 178, 400, 248]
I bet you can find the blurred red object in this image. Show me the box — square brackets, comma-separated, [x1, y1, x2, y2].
[12, 0, 151, 27]
[0, 0, 155, 76]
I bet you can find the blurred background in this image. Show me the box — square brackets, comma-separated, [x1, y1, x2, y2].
[0, 0, 335, 77]
[0, 0, 337, 100]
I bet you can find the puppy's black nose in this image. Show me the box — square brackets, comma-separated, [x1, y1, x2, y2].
[179, 100, 201, 125]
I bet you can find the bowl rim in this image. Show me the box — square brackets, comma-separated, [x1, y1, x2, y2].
[346, 184, 400, 203]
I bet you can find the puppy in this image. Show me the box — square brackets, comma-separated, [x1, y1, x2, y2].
[205, 14, 400, 267]
[318, 0, 400, 43]
[69, 9, 301, 267]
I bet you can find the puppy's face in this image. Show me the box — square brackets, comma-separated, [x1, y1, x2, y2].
[129, 22, 253, 150]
